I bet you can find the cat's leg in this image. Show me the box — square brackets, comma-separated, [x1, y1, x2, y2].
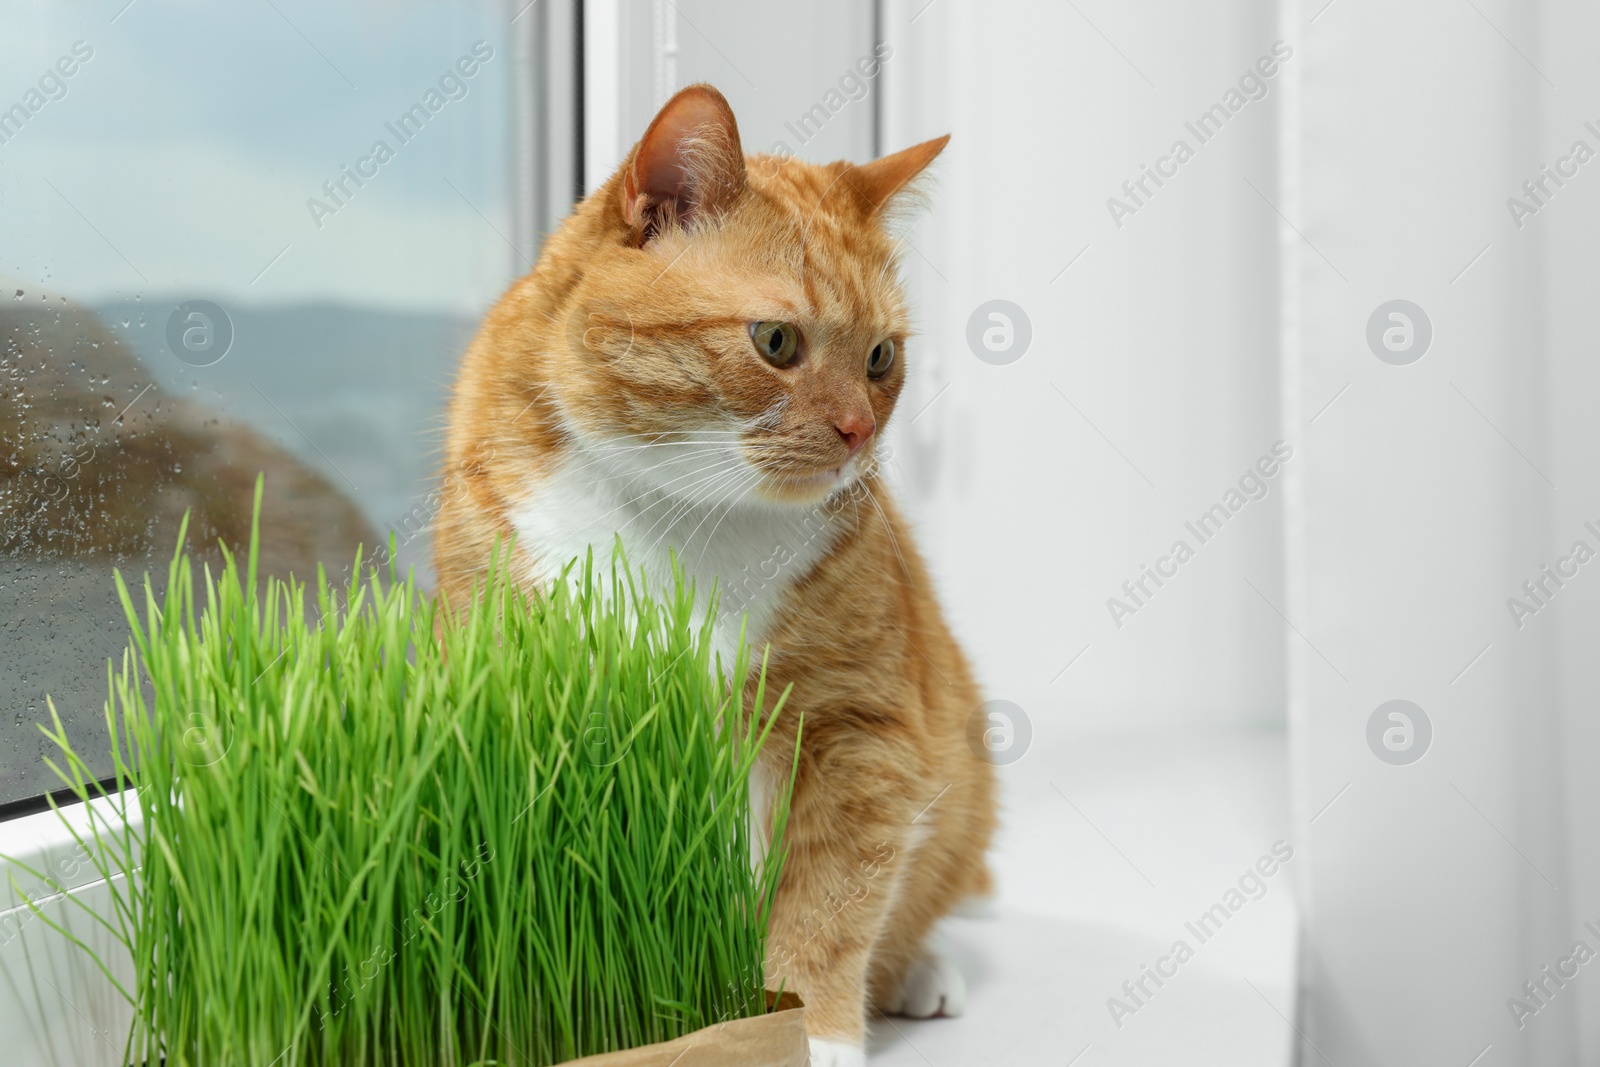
[762, 736, 920, 1067]
[875, 931, 967, 1019]
[867, 773, 994, 1020]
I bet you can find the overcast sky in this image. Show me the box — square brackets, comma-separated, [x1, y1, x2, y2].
[0, 0, 519, 314]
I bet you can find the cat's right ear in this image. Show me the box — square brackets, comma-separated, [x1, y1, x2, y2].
[622, 84, 747, 246]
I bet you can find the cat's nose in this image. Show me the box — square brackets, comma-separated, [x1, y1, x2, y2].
[835, 413, 875, 456]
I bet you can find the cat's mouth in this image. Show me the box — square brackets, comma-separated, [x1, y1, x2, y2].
[796, 466, 844, 486]
[754, 457, 859, 505]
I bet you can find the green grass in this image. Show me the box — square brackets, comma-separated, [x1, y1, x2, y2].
[8, 480, 797, 1066]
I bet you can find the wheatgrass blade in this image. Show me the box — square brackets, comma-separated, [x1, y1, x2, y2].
[7, 480, 797, 1066]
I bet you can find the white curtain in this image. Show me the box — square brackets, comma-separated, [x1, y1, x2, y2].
[886, 0, 1598, 1061]
[1286, 0, 1595, 1062]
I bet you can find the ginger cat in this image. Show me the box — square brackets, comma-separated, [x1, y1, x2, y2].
[434, 84, 996, 1066]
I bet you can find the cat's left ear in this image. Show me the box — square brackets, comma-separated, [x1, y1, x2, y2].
[844, 134, 951, 215]
[622, 84, 747, 245]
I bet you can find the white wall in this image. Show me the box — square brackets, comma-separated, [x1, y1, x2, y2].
[883, 0, 1287, 733]
[1288, 0, 1596, 1062]
[586, 0, 1289, 734]
[1539, 5, 1600, 1061]
[885, 5, 1600, 1057]
[583, 0, 876, 193]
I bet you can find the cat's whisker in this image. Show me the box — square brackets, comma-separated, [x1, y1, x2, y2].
[623, 456, 750, 541]
[548, 432, 759, 533]
[593, 429, 748, 443]
[562, 433, 739, 470]
[860, 478, 912, 582]
[678, 467, 761, 561]
[746, 397, 790, 433]
[636, 465, 753, 561]
[628, 465, 746, 532]
[662, 458, 755, 525]
[575, 456, 749, 532]
[658, 457, 758, 529]
[653, 468, 761, 565]
[581, 446, 742, 479]
[592, 441, 746, 486]
[582, 440, 744, 466]
[575, 435, 746, 465]
[691, 469, 768, 566]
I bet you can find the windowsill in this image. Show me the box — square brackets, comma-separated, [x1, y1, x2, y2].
[2, 733, 1297, 1067]
[871, 728, 1299, 1067]
[0, 793, 139, 1067]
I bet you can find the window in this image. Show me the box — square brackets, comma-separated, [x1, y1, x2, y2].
[0, 1, 570, 810]
[0, 0, 880, 815]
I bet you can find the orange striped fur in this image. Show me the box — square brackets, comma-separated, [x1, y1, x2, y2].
[434, 85, 996, 1064]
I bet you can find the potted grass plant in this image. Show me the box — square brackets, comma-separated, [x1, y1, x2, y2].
[7, 480, 805, 1066]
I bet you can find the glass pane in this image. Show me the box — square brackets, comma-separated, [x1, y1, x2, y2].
[1, 2, 518, 808]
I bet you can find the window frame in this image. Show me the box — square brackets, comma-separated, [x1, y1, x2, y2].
[0, 6, 585, 1059]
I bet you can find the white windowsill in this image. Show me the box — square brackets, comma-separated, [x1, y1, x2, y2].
[1, 731, 1298, 1067]
[1, 795, 140, 1067]
[871, 727, 1299, 1067]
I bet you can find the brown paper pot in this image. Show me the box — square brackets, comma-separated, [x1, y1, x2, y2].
[554, 992, 806, 1067]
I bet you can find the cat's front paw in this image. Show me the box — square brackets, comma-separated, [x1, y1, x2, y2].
[881, 949, 967, 1019]
[809, 1036, 867, 1067]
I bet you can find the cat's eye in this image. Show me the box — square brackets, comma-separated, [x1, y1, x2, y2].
[867, 338, 896, 378]
[750, 321, 801, 367]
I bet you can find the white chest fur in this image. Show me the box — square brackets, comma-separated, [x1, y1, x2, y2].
[509, 441, 841, 666]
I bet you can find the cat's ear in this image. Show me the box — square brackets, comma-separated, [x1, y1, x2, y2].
[622, 84, 746, 245]
[844, 134, 951, 215]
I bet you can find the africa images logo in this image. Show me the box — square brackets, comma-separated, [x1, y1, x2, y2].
[306, 42, 495, 230]
[1105, 40, 1293, 229]
[0, 40, 94, 148]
